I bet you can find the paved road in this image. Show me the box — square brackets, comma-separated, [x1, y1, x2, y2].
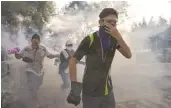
[113, 63, 171, 108]
[3, 57, 171, 108]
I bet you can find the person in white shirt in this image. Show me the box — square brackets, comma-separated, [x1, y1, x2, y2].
[15, 33, 58, 108]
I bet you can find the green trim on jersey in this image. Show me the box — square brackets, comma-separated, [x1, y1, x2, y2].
[88, 33, 109, 96]
[105, 73, 109, 95]
[89, 33, 94, 48]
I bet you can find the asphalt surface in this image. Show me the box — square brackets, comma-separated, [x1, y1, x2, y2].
[3, 53, 171, 108]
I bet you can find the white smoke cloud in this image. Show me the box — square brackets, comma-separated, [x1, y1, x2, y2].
[2, 1, 171, 51]
[2, 2, 171, 107]
[42, 1, 171, 66]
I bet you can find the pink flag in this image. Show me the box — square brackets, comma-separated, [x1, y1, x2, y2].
[7, 47, 20, 54]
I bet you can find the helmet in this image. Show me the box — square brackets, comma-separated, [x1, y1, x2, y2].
[65, 40, 73, 47]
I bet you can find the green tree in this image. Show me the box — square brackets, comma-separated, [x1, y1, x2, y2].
[158, 16, 167, 26]
[1, 1, 56, 33]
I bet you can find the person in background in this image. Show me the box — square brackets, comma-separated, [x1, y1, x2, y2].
[15, 33, 58, 108]
[67, 8, 132, 108]
[56, 40, 85, 90]
[58, 40, 75, 90]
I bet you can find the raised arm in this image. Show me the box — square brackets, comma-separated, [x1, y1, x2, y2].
[15, 47, 27, 59]
[105, 23, 132, 59]
[116, 36, 132, 59]
[44, 47, 59, 59]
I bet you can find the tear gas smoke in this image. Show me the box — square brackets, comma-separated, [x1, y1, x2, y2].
[1, 1, 171, 108]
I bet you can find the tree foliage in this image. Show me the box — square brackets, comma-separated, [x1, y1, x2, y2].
[1, 1, 56, 33]
[131, 16, 170, 31]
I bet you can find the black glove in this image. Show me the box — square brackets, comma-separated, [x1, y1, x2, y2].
[67, 81, 82, 106]
[22, 57, 33, 63]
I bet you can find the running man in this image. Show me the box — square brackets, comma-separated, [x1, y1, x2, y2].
[58, 40, 85, 90]
[67, 8, 132, 108]
[58, 40, 75, 90]
[15, 33, 58, 108]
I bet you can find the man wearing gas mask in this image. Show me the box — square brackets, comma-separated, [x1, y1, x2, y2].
[58, 40, 75, 90]
[15, 33, 58, 108]
[67, 8, 132, 108]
